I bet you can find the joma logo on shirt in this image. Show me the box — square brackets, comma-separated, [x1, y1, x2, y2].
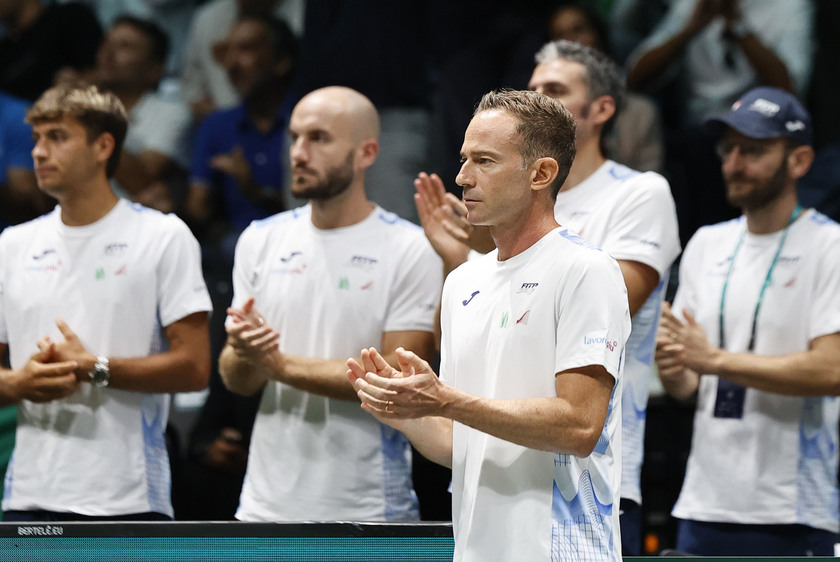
[31, 249, 56, 261]
[279, 251, 302, 263]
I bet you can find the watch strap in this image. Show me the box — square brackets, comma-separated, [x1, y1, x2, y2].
[89, 356, 111, 387]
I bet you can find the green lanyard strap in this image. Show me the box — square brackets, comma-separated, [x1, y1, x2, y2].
[718, 204, 803, 351]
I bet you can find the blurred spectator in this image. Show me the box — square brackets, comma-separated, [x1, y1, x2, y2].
[547, 1, 665, 172]
[93, 15, 193, 213]
[67, 0, 198, 80]
[185, 14, 296, 263]
[0, 0, 102, 102]
[627, 0, 814, 128]
[627, 0, 814, 245]
[180, 0, 304, 121]
[0, 92, 51, 228]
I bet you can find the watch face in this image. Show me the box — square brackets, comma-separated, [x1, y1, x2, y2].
[89, 364, 110, 387]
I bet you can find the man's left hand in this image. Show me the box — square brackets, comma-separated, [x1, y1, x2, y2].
[37, 318, 96, 381]
[348, 346, 447, 419]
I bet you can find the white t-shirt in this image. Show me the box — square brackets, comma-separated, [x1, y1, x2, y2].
[233, 204, 441, 522]
[672, 210, 840, 532]
[555, 160, 681, 504]
[441, 227, 631, 562]
[0, 200, 211, 516]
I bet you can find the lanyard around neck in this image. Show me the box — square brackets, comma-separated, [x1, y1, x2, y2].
[718, 204, 803, 350]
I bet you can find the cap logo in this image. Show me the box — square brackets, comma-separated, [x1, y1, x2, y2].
[747, 98, 780, 117]
[786, 120, 806, 132]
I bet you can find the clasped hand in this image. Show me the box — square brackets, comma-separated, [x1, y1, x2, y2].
[13, 318, 89, 403]
[225, 297, 279, 365]
[346, 346, 446, 420]
[655, 302, 720, 375]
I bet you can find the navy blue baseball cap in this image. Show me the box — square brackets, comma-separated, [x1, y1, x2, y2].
[706, 86, 812, 146]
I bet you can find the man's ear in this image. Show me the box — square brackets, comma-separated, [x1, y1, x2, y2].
[589, 95, 616, 128]
[530, 157, 559, 193]
[787, 144, 815, 180]
[93, 132, 116, 168]
[356, 138, 379, 170]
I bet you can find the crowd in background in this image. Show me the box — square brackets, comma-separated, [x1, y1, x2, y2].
[1, 0, 839, 555]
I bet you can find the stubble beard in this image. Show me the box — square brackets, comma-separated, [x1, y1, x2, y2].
[292, 150, 355, 201]
[725, 157, 789, 213]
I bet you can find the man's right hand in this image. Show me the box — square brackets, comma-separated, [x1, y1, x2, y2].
[348, 346, 446, 420]
[654, 302, 700, 399]
[5, 344, 79, 403]
[225, 297, 279, 365]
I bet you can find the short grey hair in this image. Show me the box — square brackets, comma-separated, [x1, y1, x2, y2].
[535, 39, 626, 136]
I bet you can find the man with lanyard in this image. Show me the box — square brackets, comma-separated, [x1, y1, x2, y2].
[655, 86, 840, 555]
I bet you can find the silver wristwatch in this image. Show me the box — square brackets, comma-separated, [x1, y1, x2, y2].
[88, 356, 111, 388]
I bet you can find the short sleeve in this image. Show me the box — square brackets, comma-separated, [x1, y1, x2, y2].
[598, 172, 680, 278]
[156, 216, 212, 327]
[554, 252, 631, 380]
[383, 234, 442, 334]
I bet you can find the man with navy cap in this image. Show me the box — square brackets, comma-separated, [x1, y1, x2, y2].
[654, 86, 840, 555]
